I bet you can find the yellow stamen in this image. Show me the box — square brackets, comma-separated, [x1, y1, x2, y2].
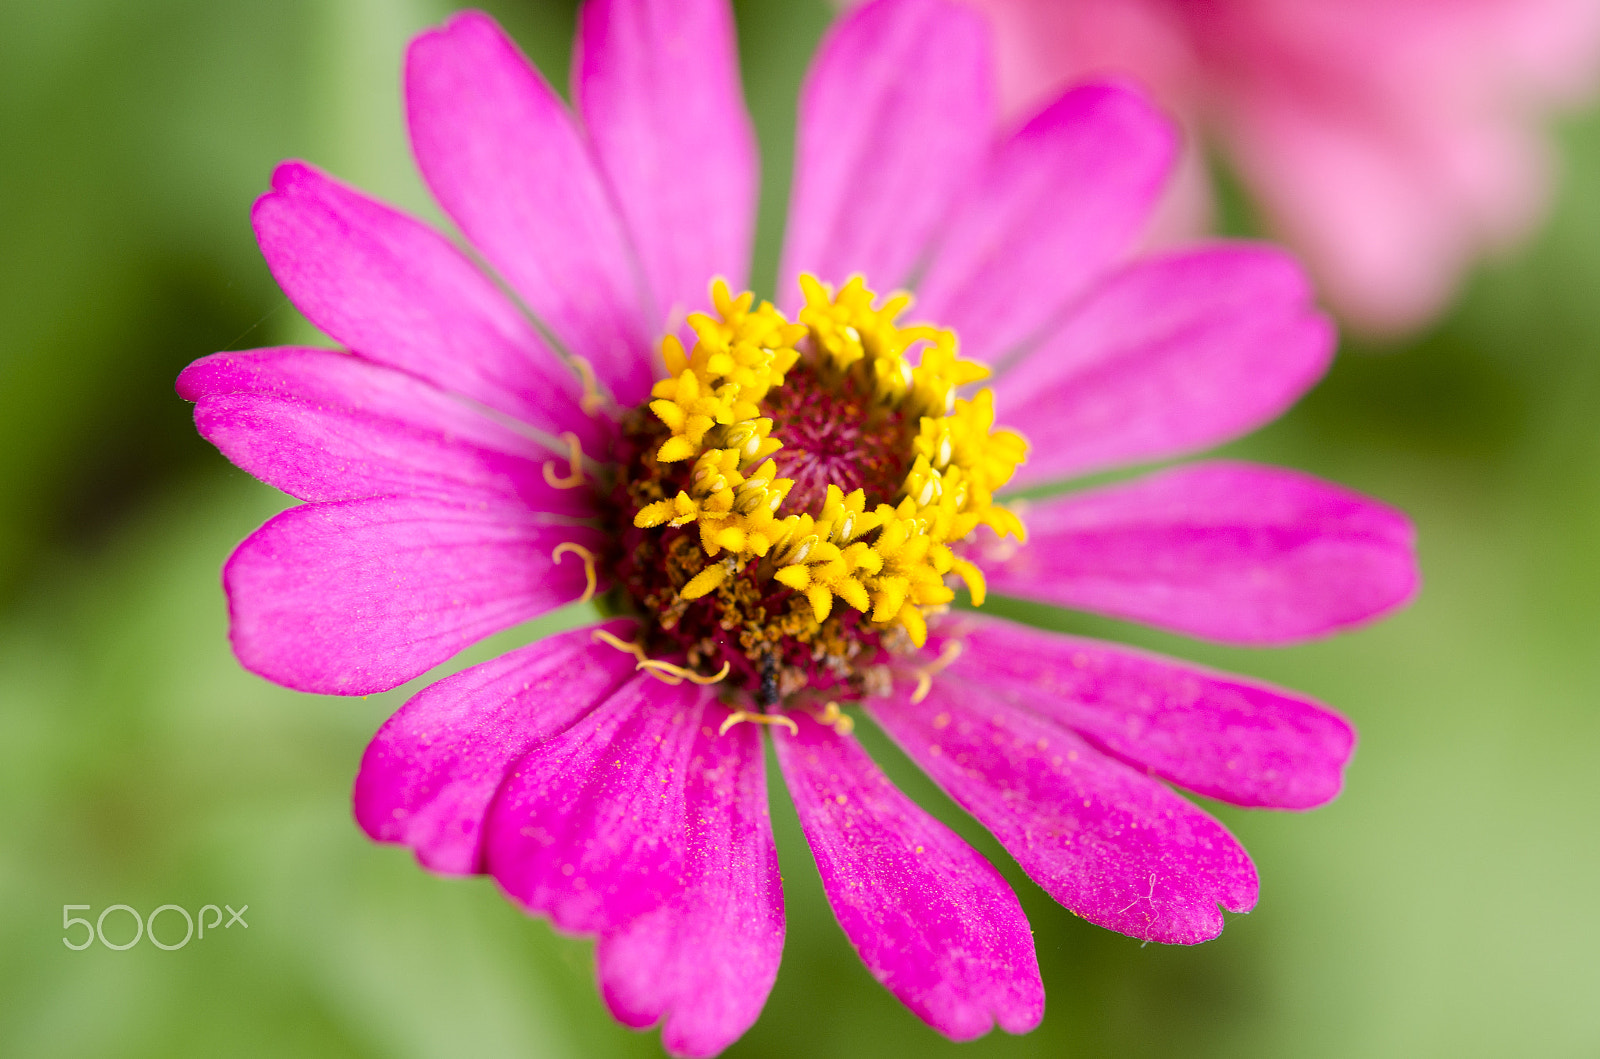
[590, 628, 648, 664]
[680, 562, 730, 600]
[718, 709, 799, 736]
[811, 700, 856, 736]
[633, 275, 1029, 666]
[637, 658, 732, 686]
[551, 542, 598, 604]
[592, 629, 734, 686]
[542, 432, 587, 489]
[909, 641, 964, 704]
[569, 355, 609, 417]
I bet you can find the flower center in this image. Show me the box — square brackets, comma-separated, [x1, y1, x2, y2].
[610, 276, 1027, 706]
[760, 358, 915, 513]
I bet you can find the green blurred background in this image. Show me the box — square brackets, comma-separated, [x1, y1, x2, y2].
[3, 1, 1598, 1055]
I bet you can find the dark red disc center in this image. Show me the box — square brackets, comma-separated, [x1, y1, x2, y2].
[761, 361, 915, 513]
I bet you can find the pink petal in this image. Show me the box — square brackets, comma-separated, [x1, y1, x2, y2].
[574, 0, 757, 326]
[1201, 0, 1600, 334]
[869, 673, 1258, 945]
[353, 619, 642, 874]
[179, 347, 596, 518]
[959, 0, 1202, 119]
[994, 245, 1334, 487]
[484, 676, 707, 933]
[595, 718, 783, 1059]
[916, 82, 1178, 365]
[778, 0, 995, 308]
[772, 713, 1042, 1041]
[987, 461, 1419, 644]
[406, 12, 655, 404]
[224, 497, 606, 695]
[250, 162, 599, 446]
[939, 614, 1355, 810]
[1223, 92, 1524, 334]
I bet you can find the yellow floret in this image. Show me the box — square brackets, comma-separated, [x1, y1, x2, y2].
[639, 276, 1029, 644]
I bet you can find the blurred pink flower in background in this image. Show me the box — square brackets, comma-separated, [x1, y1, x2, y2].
[949, 0, 1600, 332]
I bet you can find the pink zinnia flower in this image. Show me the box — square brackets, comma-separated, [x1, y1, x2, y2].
[957, 0, 1600, 332]
[179, 0, 1419, 1053]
